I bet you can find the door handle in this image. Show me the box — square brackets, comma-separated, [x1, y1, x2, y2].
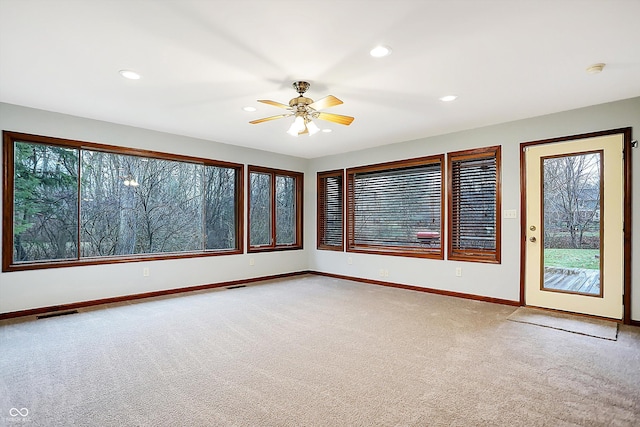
[529, 236, 537, 243]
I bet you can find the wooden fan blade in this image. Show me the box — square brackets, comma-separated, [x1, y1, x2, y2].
[258, 99, 290, 109]
[308, 95, 343, 110]
[249, 114, 288, 124]
[316, 112, 354, 126]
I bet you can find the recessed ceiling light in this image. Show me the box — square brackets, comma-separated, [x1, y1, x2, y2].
[439, 95, 458, 102]
[370, 45, 392, 58]
[243, 106, 257, 112]
[119, 70, 141, 80]
[586, 63, 605, 74]
[322, 129, 332, 133]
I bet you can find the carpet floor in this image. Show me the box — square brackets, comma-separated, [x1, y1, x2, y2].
[506, 307, 619, 340]
[1, 274, 639, 426]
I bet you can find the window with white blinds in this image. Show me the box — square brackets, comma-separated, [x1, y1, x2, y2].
[317, 170, 343, 250]
[447, 146, 501, 263]
[346, 155, 444, 258]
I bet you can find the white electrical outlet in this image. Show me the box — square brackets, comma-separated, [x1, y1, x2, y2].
[379, 269, 385, 277]
[249, 258, 255, 266]
[348, 257, 353, 265]
[143, 268, 149, 277]
[455, 267, 462, 277]
[384, 270, 389, 277]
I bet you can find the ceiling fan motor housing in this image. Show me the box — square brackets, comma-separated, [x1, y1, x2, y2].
[289, 96, 313, 108]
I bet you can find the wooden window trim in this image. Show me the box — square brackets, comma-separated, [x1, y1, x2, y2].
[346, 155, 444, 259]
[2, 131, 244, 272]
[447, 145, 501, 264]
[317, 169, 344, 251]
[247, 165, 303, 253]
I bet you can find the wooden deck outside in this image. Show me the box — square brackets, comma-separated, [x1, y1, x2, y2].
[543, 267, 600, 295]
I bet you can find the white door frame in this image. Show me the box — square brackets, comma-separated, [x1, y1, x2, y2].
[519, 128, 633, 324]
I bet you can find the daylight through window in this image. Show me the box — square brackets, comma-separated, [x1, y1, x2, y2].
[317, 170, 344, 250]
[248, 166, 303, 251]
[3, 132, 243, 271]
[346, 156, 444, 258]
[448, 146, 501, 263]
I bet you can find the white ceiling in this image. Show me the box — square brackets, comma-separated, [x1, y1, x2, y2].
[1, 0, 639, 159]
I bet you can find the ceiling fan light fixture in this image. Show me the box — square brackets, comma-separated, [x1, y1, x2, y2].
[306, 120, 320, 135]
[287, 123, 300, 136]
[250, 81, 354, 135]
[287, 115, 306, 136]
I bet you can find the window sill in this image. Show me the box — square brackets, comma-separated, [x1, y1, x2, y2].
[247, 245, 303, 253]
[448, 252, 501, 264]
[3, 249, 244, 272]
[347, 245, 444, 260]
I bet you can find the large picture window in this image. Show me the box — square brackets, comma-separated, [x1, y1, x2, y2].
[248, 166, 303, 251]
[3, 132, 243, 271]
[317, 170, 343, 251]
[346, 156, 444, 258]
[447, 145, 501, 263]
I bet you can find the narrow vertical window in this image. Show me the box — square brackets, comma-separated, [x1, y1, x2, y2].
[448, 146, 501, 263]
[204, 165, 239, 250]
[275, 175, 296, 245]
[248, 166, 303, 251]
[249, 172, 272, 247]
[317, 170, 344, 250]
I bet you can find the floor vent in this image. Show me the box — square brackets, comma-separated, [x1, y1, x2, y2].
[226, 285, 247, 290]
[37, 310, 79, 319]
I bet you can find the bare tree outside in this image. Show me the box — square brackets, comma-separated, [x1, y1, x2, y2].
[249, 172, 271, 246]
[542, 152, 601, 294]
[543, 153, 601, 250]
[205, 166, 237, 250]
[249, 169, 301, 249]
[12, 141, 240, 263]
[275, 175, 295, 245]
[81, 151, 203, 256]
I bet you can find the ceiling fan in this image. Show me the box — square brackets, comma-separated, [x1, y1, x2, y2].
[249, 81, 354, 136]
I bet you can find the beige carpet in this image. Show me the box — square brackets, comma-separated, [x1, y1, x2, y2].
[1, 275, 639, 426]
[507, 306, 619, 340]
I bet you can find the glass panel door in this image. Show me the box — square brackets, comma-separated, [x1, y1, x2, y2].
[541, 152, 602, 296]
[524, 133, 624, 319]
